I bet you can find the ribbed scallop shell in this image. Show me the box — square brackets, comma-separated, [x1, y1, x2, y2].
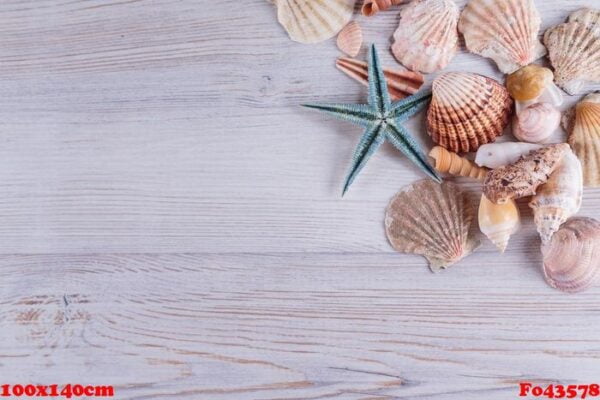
[475, 142, 542, 169]
[391, 0, 459, 73]
[478, 195, 520, 252]
[565, 93, 600, 187]
[512, 102, 560, 143]
[337, 21, 363, 57]
[542, 217, 600, 293]
[427, 72, 513, 153]
[458, 0, 546, 73]
[270, 0, 356, 44]
[429, 146, 488, 180]
[385, 180, 480, 272]
[544, 9, 600, 95]
[362, 0, 404, 16]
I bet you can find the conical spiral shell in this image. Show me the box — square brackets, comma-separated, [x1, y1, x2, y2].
[512, 102, 561, 144]
[478, 195, 520, 252]
[475, 142, 543, 169]
[362, 0, 404, 16]
[529, 149, 583, 244]
[271, 0, 356, 44]
[385, 180, 480, 272]
[337, 21, 363, 57]
[427, 72, 513, 153]
[429, 146, 488, 180]
[565, 93, 600, 187]
[542, 217, 600, 293]
[458, 0, 546, 73]
[544, 8, 600, 95]
[391, 0, 459, 73]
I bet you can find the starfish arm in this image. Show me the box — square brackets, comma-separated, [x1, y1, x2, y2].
[342, 123, 385, 196]
[367, 44, 391, 113]
[389, 91, 432, 122]
[385, 123, 442, 183]
[302, 103, 376, 127]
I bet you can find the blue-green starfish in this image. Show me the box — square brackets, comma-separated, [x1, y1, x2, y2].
[303, 44, 442, 195]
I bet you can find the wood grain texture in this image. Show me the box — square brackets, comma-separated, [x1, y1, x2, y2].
[1, 0, 600, 398]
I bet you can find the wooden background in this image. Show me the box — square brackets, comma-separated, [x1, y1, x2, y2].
[1, 0, 600, 399]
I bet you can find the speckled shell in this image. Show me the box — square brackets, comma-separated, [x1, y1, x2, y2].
[564, 93, 600, 187]
[385, 180, 480, 272]
[544, 8, 600, 95]
[478, 195, 520, 252]
[542, 217, 600, 293]
[475, 142, 543, 169]
[529, 149, 583, 244]
[337, 21, 363, 57]
[483, 143, 569, 204]
[270, 0, 356, 44]
[427, 72, 513, 153]
[391, 0, 459, 73]
[512, 102, 561, 144]
[336, 57, 424, 100]
[458, 0, 546, 73]
[429, 146, 488, 180]
[362, 0, 404, 16]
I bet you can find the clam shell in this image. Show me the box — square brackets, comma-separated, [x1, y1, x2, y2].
[544, 8, 600, 95]
[478, 195, 520, 253]
[512, 102, 561, 144]
[427, 72, 513, 153]
[336, 57, 424, 100]
[391, 0, 459, 73]
[385, 180, 480, 272]
[458, 0, 546, 74]
[271, 0, 356, 44]
[475, 142, 543, 169]
[337, 21, 363, 57]
[362, 0, 404, 16]
[529, 149, 583, 244]
[565, 93, 600, 187]
[483, 143, 569, 204]
[542, 217, 600, 293]
[429, 146, 488, 180]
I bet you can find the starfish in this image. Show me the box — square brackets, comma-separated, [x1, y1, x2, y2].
[303, 44, 442, 195]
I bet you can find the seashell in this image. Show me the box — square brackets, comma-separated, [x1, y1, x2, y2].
[385, 179, 480, 272]
[544, 9, 600, 95]
[391, 0, 459, 73]
[506, 65, 563, 114]
[564, 93, 600, 187]
[475, 142, 543, 169]
[427, 72, 513, 153]
[483, 143, 569, 204]
[458, 0, 546, 74]
[337, 21, 363, 57]
[429, 146, 488, 180]
[541, 217, 600, 293]
[270, 0, 356, 44]
[362, 0, 404, 16]
[512, 103, 561, 144]
[336, 57, 425, 100]
[478, 194, 520, 252]
[529, 149, 583, 244]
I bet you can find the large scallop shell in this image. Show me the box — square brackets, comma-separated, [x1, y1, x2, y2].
[458, 0, 546, 74]
[475, 142, 542, 169]
[542, 217, 600, 293]
[362, 0, 404, 16]
[512, 102, 561, 144]
[529, 149, 583, 244]
[544, 8, 600, 95]
[391, 0, 459, 73]
[427, 72, 513, 153]
[270, 0, 356, 44]
[478, 195, 520, 253]
[565, 93, 600, 187]
[385, 180, 480, 272]
[337, 21, 363, 57]
[429, 146, 488, 180]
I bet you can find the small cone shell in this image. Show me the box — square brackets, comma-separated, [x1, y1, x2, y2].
[483, 144, 569, 204]
[362, 0, 404, 16]
[565, 93, 600, 187]
[429, 146, 488, 180]
[337, 21, 363, 57]
[478, 195, 520, 252]
[475, 142, 543, 169]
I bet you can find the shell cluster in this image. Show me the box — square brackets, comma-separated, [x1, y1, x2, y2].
[362, 0, 404, 16]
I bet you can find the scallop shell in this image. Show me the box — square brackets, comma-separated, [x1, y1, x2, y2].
[478, 195, 520, 252]
[385, 179, 480, 272]
[565, 93, 600, 187]
[483, 143, 569, 204]
[506, 65, 563, 113]
[362, 0, 404, 16]
[458, 0, 546, 74]
[529, 149, 583, 244]
[337, 21, 363, 57]
[336, 57, 424, 100]
[427, 72, 513, 153]
[270, 0, 356, 44]
[429, 146, 488, 180]
[542, 217, 600, 293]
[391, 0, 459, 73]
[475, 142, 543, 169]
[544, 8, 600, 95]
[512, 102, 561, 144]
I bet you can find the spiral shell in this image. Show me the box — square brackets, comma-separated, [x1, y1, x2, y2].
[565, 93, 600, 187]
[427, 72, 513, 153]
[475, 142, 543, 169]
[337, 21, 363, 57]
[478, 195, 520, 253]
[429, 146, 488, 180]
[512, 103, 561, 144]
[362, 0, 404, 16]
[391, 0, 459, 73]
